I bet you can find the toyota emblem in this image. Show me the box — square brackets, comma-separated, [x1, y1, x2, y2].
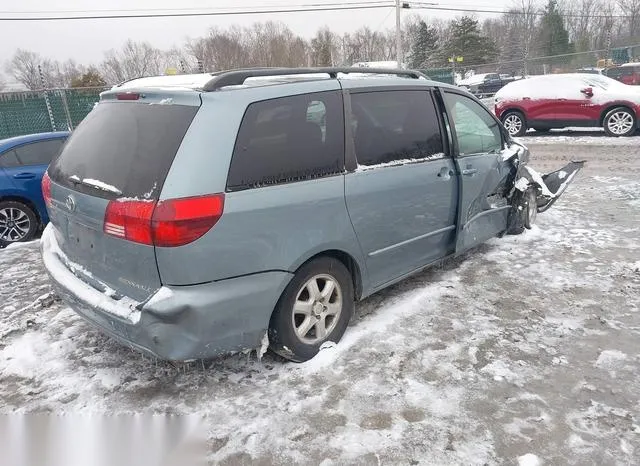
[65, 195, 76, 212]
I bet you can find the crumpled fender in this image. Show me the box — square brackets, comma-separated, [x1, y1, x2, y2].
[512, 160, 586, 212]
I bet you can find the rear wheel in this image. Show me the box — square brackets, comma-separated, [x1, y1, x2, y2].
[523, 188, 537, 229]
[0, 201, 39, 247]
[603, 107, 636, 137]
[269, 257, 354, 362]
[502, 111, 527, 137]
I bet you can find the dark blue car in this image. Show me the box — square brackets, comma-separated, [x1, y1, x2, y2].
[0, 131, 69, 246]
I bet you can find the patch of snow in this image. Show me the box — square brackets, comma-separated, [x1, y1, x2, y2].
[258, 332, 269, 360]
[356, 154, 445, 172]
[41, 225, 141, 324]
[594, 350, 627, 369]
[515, 177, 530, 192]
[480, 360, 520, 383]
[525, 166, 556, 197]
[557, 170, 567, 180]
[518, 453, 543, 466]
[502, 144, 522, 161]
[145, 286, 174, 308]
[81, 178, 122, 195]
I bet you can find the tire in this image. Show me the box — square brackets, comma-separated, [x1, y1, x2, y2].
[507, 187, 537, 234]
[603, 107, 636, 137]
[502, 111, 527, 137]
[269, 257, 354, 362]
[523, 188, 537, 230]
[0, 201, 39, 247]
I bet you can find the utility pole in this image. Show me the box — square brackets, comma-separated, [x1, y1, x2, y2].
[395, 0, 402, 68]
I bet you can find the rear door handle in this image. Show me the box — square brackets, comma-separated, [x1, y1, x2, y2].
[13, 172, 36, 180]
[462, 168, 478, 176]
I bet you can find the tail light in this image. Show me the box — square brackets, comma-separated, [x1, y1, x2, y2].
[116, 93, 140, 101]
[103, 194, 225, 247]
[42, 172, 52, 209]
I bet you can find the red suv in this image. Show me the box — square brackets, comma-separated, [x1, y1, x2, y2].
[495, 73, 640, 137]
[606, 64, 640, 86]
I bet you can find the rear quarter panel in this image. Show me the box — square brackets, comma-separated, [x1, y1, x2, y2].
[155, 80, 367, 288]
[155, 175, 367, 287]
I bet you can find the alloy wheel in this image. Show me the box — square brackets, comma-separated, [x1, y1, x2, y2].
[504, 114, 523, 136]
[607, 111, 634, 136]
[292, 274, 343, 345]
[0, 207, 31, 242]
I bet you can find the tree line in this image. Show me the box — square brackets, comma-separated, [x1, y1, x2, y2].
[4, 0, 640, 90]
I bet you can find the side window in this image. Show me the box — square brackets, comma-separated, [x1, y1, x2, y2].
[227, 91, 344, 191]
[13, 139, 66, 167]
[0, 150, 21, 168]
[350, 90, 444, 167]
[443, 93, 502, 156]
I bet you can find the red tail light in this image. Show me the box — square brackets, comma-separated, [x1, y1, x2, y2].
[104, 199, 156, 245]
[103, 194, 225, 247]
[42, 172, 52, 209]
[116, 93, 140, 101]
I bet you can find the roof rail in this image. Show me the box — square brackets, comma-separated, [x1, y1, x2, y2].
[202, 67, 427, 91]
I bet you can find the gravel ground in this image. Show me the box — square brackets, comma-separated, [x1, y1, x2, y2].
[1, 136, 639, 465]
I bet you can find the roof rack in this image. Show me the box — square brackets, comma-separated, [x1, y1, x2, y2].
[202, 67, 427, 91]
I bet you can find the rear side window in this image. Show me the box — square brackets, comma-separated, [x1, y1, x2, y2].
[350, 90, 444, 166]
[13, 139, 65, 167]
[49, 102, 198, 200]
[227, 91, 344, 191]
[0, 150, 20, 168]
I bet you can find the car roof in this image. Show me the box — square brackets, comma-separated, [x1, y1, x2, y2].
[0, 131, 70, 153]
[113, 68, 455, 93]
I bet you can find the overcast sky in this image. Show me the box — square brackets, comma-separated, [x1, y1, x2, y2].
[1, 0, 512, 68]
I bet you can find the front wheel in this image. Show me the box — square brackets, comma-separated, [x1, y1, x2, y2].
[502, 111, 527, 137]
[0, 201, 39, 247]
[603, 107, 636, 137]
[269, 257, 354, 362]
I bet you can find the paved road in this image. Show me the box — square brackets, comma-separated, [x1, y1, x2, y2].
[1, 141, 639, 465]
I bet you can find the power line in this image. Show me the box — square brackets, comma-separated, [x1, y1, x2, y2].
[410, 3, 635, 19]
[0, 3, 394, 21]
[0, 1, 393, 15]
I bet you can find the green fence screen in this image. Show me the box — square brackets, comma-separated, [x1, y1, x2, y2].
[0, 87, 106, 140]
[419, 68, 455, 85]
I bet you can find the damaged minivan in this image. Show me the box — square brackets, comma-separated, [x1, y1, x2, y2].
[40, 68, 584, 362]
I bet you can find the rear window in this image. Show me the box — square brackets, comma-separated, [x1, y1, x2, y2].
[49, 102, 198, 199]
[227, 91, 344, 191]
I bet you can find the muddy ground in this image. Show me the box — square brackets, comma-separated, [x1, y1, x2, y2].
[1, 136, 639, 465]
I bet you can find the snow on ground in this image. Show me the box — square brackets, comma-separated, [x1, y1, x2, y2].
[1, 143, 639, 465]
[517, 128, 640, 146]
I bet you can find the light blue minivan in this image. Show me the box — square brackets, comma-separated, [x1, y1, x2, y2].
[41, 68, 582, 362]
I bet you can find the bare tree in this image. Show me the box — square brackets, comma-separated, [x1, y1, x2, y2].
[7, 49, 43, 90]
[188, 26, 248, 71]
[101, 40, 164, 84]
[618, 0, 640, 39]
[311, 28, 338, 66]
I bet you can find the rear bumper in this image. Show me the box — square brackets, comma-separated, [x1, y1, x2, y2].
[41, 225, 293, 361]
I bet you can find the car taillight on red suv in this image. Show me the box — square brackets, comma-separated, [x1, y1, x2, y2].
[42, 172, 52, 209]
[104, 194, 225, 247]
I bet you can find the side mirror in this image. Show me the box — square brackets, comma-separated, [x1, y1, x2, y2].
[581, 87, 593, 97]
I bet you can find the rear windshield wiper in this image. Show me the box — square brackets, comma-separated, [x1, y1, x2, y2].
[69, 175, 123, 196]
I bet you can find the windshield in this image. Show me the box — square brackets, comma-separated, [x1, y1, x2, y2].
[582, 74, 625, 90]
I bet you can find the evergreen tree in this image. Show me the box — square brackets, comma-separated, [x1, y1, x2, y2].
[437, 16, 498, 67]
[408, 20, 438, 69]
[537, 0, 573, 60]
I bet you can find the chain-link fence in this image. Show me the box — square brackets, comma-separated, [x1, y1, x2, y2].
[0, 87, 107, 140]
